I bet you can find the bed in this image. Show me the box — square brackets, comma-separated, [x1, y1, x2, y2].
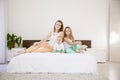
[7, 40, 97, 73]
[22, 40, 91, 48]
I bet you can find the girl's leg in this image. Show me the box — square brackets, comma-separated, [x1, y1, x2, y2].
[17, 42, 41, 54]
[22, 41, 46, 53]
[32, 42, 52, 52]
[16, 42, 52, 56]
[76, 40, 82, 45]
[25, 45, 40, 53]
[15, 45, 40, 57]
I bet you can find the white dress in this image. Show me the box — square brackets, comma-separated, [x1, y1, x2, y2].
[48, 32, 58, 47]
[53, 43, 64, 51]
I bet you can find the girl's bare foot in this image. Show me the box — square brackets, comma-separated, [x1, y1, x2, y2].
[13, 50, 26, 57]
[76, 49, 84, 53]
[81, 45, 88, 51]
[18, 50, 26, 54]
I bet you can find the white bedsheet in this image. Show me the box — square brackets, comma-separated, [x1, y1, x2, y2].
[7, 53, 97, 73]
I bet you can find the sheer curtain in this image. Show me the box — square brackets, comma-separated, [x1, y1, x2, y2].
[0, 0, 5, 63]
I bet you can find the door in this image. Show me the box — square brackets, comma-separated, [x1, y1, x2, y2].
[110, 0, 120, 62]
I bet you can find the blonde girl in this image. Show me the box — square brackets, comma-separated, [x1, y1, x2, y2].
[64, 26, 86, 53]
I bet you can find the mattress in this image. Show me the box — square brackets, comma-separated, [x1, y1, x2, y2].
[7, 53, 97, 73]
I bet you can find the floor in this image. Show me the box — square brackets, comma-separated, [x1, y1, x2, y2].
[0, 63, 7, 72]
[97, 62, 120, 80]
[0, 62, 120, 80]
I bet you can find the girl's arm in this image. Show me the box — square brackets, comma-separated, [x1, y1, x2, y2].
[74, 40, 82, 45]
[33, 31, 52, 45]
[64, 38, 75, 45]
[41, 31, 52, 42]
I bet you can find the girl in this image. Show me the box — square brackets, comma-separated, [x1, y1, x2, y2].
[18, 20, 64, 54]
[64, 26, 87, 53]
[53, 32, 64, 53]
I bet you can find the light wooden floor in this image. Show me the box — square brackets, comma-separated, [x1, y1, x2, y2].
[0, 62, 120, 80]
[97, 62, 120, 80]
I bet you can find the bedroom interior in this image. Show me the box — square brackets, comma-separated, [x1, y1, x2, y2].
[0, 0, 120, 80]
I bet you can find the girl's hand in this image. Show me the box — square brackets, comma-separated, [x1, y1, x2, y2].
[75, 41, 82, 45]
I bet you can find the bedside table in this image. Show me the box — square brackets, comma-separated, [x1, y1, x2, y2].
[7, 48, 26, 61]
[87, 48, 106, 62]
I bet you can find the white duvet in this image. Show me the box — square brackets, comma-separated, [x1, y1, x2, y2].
[7, 53, 97, 73]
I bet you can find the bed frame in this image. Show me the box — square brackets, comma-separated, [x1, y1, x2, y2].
[22, 40, 91, 48]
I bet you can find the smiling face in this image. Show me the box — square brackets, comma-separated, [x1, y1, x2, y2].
[65, 28, 71, 36]
[64, 27, 74, 41]
[54, 20, 64, 32]
[55, 22, 62, 31]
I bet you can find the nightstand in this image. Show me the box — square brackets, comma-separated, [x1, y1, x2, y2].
[87, 48, 106, 62]
[7, 47, 26, 61]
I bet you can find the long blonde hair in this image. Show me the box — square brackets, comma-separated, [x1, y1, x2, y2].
[64, 26, 75, 42]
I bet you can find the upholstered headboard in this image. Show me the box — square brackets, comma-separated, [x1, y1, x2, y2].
[22, 40, 91, 48]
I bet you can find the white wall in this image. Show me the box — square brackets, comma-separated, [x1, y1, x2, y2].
[8, 0, 108, 49]
[0, 0, 6, 63]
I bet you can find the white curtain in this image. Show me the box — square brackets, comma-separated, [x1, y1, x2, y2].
[0, 0, 5, 63]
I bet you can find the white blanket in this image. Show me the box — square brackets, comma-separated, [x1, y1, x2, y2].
[7, 53, 97, 73]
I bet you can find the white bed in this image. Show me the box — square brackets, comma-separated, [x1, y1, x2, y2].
[7, 53, 97, 73]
